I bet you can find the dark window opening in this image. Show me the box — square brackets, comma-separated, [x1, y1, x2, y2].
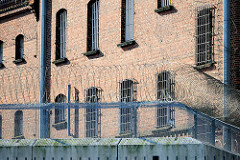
[0, 114, 2, 139]
[56, 9, 67, 60]
[153, 156, 159, 160]
[15, 35, 24, 60]
[87, 0, 99, 52]
[14, 110, 23, 137]
[0, 41, 3, 64]
[55, 94, 66, 124]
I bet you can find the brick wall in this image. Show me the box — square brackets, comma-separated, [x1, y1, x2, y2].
[0, 0, 232, 139]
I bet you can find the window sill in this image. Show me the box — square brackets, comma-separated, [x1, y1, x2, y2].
[193, 62, 215, 70]
[116, 132, 133, 138]
[13, 58, 25, 64]
[52, 57, 68, 65]
[12, 135, 25, 139]
[83, 50, 100, 56]
[117, 40, 136, 48]
[152, 125, 173, 134]
[155, 5, 173, 13]
[52, 121, 67, 130]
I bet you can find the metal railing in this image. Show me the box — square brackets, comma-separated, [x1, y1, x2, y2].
[0, 101, 239, 154]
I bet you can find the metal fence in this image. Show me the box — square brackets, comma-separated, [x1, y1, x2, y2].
[0, 101, 239, 154]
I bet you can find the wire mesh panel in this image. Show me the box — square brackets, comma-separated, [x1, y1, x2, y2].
[195, 115, 212, 144]
[232, 129, 240, 154]
[195, 6, 214, 66]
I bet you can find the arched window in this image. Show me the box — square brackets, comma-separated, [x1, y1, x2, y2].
[0, 40, 3, 65]
[55, 94, 66, 124]
[85, 87, 101, 137]
[157, 71, 175, 101]
[119, 79, 137, 135]
[87, 0, 99, 52]
[14, 111, 23, 137]
[15, 35, 24, 60]
[157, 71, 175, 128]
[0, 114, 2, 139]
[56, 9, 67, 60]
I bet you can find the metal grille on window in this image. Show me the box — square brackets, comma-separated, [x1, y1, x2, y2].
[85, 87, 101, 138]
[157, 71, 175, 128]
[0, 41, 3, 64]
[91, 0, 99, 51]
[55, 94, 66, 124]
[157, 71, 175, 101]
[60, 10, 67, 58]
[158, 0, 171, 8]
[0, 114, 2, 139]
[120, 79, 137, 134]
[125, 0, 134, 41]
[15, 35, 24, 60]
[14, 111, 23, 137]
[0, 0, 26, 9]
[195, 6, 214, 66]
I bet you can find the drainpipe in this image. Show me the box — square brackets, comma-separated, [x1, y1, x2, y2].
[40, 0, 47, 138]
[223, 0, 231, 151]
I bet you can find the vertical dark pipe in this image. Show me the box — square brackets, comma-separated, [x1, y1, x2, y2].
[68, 84, 71, 136]
[223, 0, 231, 151]
[40, 0, 47, 138]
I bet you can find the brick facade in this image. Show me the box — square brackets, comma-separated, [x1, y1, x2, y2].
[0, 0, 239, 139]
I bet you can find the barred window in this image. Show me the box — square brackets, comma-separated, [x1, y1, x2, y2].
[158, 0, 171, 8]
[0, 41, 3, 64]
[85, 87, 101, 137]
[121, 0, 134, 43]
[14, 110, 23, 137]
[120, 79, 137, 134]
[195, 7, 213, 66]
[157, 71, 175, 101]
[56, 9, 67, 60]
[55, 94, 66, 124]
[0, 114, 2, 139]
[157, 106, 175, 128]
[15, 34, 24, 60]
[87, 0, 99, 51]
[157, 71, 175, 128]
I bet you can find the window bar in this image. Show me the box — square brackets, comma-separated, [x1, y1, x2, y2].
[0, 41, 3, 64]
[91, 3, 95, 51]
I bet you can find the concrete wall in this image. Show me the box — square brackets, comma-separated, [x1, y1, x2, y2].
[0, 138, 239, 160]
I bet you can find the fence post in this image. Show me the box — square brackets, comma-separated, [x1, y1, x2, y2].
[68, 84, 71, 136]
[212, 119, 215, 146]
[194, 113, 198, 139]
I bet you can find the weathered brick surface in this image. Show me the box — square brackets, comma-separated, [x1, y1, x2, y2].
[1, 0, 238, 139]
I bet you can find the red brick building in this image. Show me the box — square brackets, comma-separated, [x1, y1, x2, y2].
[0, 0, 239, 140]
